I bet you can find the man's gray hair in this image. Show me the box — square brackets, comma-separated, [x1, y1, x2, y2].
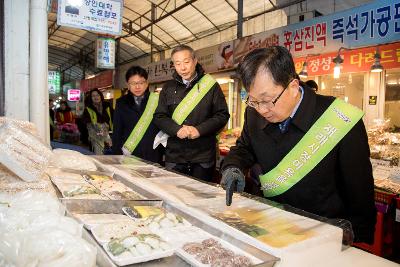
[171, 44, 196, 59]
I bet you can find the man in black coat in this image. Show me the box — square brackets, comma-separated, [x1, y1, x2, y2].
[153, 45, 229, 182]
[112, 66, 163, 164]
[221, 46, 376, 244]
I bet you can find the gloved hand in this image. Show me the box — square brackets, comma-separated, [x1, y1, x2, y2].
[220, 167, 245, 206]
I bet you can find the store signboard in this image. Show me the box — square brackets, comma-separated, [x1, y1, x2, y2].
[146, 41, 235, 83]
[96, 37, 115, 69]
[67, 89, 81, 101]
[57, 0, 123, 36]
[80, 70, 113, 92]
[196, 41, 234, 73]
[234, 0, 400, 59]
[48, 71, 61, 94]
[146, 59, 175, 84]
[293, 42, 400, 76]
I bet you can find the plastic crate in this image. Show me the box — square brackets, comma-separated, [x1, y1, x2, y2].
[374, 189, 397, 213]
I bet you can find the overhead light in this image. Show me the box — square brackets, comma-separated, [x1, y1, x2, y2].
[333, 53, 343, 79]
[371, 47, 384, 73]
[298, 61, 308, 79]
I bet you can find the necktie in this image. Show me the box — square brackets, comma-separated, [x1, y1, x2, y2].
[279, 117, 292, 133]
[134, 96, 143, 106]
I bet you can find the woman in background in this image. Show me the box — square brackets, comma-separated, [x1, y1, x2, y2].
[55, 100, 74, 124]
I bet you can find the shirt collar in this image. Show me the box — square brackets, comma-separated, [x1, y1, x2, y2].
[290, 86, 304, 118]
[259, 86, 315, 133]
[182, 72, 198, 86]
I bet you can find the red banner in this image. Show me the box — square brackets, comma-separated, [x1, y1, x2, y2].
[80, 70, 114, 92]
[294, 42, 400, 76]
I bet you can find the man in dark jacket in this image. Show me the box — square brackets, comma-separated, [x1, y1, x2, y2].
[112, 66, 163, 164]
[153, 45, 229, 181]
[221, 46, 376, 244]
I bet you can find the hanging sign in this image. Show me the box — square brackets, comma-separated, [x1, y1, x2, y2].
[369, 96, 377, 105]
[57, 0, 123, 36]
[48, 71, 61, 94]
[67, 89, 81, 101]
[96, 36, 116, 69]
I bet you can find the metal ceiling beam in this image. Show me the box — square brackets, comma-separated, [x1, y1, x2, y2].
[121, 35, 148, 54]
[153, 1, 195, 41]
[244, 0, 305, 22]
[237, 0, 243, 38]
[48, 20, 60, 38]
[124, 5, 180, 46]
[224, 0, 237, 12]
[48, 39, 82, 52]
[119, 0, 198, 39]
[188, 3, 220, 32]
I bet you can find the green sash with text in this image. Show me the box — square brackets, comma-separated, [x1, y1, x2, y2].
[260, 99, 364, 197]
[122, 92, 159, 154]
[171, 74, 216, 124]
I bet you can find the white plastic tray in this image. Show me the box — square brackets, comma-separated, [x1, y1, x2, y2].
[102, 241, 175, 266]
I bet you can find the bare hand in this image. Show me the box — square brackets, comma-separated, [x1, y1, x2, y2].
[187, 126, 200, 139]
[177, 125, 190, 139]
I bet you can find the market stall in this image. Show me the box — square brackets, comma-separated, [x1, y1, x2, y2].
[0, 118, 398, 267]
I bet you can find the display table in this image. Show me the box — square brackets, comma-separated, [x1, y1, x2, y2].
[325, 247, 399, 267]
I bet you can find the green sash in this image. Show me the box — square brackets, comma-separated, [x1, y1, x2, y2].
[171, 74, 216, 125]
[87, 107, 113, 131]
[260, 99, 364, 197]
[122, 92, 159, 154]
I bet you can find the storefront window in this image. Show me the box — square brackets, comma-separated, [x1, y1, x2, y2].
[384, 70, 400, 129]
[318, 73, 365, 110]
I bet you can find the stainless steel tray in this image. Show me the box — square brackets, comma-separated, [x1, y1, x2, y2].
[62, 198, 279, 267]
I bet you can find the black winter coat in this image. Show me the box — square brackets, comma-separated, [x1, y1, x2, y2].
[222, 86, 376, 244]
[153, 64, 229, 164]
[112, 90, 163, 164]
[82, 102, 113, 127]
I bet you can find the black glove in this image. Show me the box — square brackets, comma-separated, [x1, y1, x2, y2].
[220, 168, 245, 206]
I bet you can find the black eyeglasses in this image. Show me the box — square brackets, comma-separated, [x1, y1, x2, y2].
[245, 79, 294, 110]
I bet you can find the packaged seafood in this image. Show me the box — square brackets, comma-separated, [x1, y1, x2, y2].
[103, 233, 174, 266]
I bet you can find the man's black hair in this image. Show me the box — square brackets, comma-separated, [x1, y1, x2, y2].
[305, 80, 319, 91]
[125, 65, 148, 82]
[238, 46, 297, 92]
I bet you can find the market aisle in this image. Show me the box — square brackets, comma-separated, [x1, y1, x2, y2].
[51, 141, 94, 155]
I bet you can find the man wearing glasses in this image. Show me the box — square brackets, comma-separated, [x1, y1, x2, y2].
[112, 66, 163, 164]
[221, 46, 376, 244]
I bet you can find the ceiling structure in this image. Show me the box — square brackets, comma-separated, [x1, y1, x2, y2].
[48, 0, 305, 83]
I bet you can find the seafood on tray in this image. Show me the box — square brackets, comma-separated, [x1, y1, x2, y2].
[181, 238, 254, 267]
[107, 233, 171, 257]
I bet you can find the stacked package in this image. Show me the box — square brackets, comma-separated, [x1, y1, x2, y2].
[0, 122, 53, 182]
[0, 191, 96, 267]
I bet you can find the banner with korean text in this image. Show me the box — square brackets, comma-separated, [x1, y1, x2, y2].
[57, 0, 123, 36]
[294, 42, 400, 76]
[234, 0, 400, 60]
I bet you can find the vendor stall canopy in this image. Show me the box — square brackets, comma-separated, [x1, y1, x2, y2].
[48, 0, 372, 82]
